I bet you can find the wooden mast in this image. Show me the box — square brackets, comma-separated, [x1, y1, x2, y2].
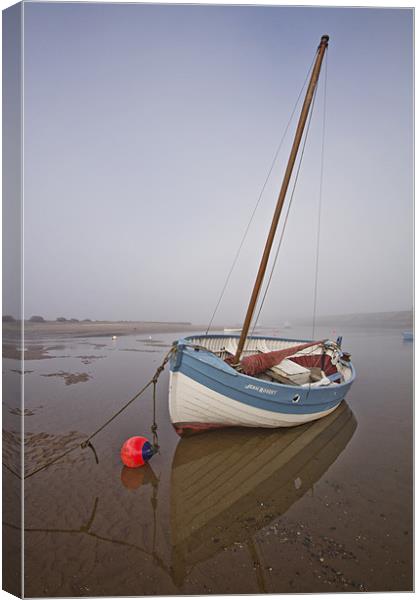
[233, 35, 329, 364]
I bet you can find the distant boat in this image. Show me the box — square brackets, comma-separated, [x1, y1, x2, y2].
[402, 331, 413, 341]
[283, 321, 292, 329]
[169, 35, 355, 435]
[170, 402, 357, 585]
[223, 328, 242, 333]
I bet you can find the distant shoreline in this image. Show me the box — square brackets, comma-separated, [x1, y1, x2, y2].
[2, 309, 412, 342]
[3, 320, 214, 341]
[295, 310, 413, 330]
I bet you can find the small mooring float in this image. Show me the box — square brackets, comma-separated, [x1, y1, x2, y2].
[169, 35, 355, 435]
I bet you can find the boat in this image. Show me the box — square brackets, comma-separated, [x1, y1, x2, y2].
[169, 35, 355, 435]
[171, 402, 357, 586]
[402, 331, 413, 342]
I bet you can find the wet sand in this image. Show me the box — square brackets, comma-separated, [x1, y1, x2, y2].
[2, 320, 214, 360]
[2, 322, 413, 594]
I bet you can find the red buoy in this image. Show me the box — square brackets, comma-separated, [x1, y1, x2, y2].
[120, 436, 155, 468]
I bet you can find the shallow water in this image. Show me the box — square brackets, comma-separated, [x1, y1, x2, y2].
[3, 326, 413, 594]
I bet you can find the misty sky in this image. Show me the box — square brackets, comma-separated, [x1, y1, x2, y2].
[16, 3, 413, 324]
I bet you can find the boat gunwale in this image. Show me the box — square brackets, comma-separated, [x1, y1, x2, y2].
[173, 334, 356, 392]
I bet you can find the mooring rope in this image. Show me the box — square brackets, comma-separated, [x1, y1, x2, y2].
[150, 379, 159, 451]
[8, 346, 176, 480]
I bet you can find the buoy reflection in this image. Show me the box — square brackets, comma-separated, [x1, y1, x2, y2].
[120, 463, 158, 490]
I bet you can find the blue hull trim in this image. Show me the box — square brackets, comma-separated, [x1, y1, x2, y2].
[170, 335, 355, 416]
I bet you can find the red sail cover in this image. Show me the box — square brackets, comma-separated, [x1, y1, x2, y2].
[227, 340, 326, 376]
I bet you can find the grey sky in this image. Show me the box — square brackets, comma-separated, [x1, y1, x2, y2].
[18, 3, 413, 324]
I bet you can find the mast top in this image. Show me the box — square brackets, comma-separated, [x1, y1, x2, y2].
[320, 35, 329, 47]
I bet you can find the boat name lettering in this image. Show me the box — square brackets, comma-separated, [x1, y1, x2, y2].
[244, 384, 277, 396]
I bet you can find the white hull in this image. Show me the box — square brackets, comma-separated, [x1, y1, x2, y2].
[169, 371, 340, 429]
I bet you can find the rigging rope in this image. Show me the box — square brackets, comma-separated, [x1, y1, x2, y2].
[205, 51, 317, 334]
[249, 76, 321, 337]
[311, 48, 328, 339]
[250, 57, 327, 406]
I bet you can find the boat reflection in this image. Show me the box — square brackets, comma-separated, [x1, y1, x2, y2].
[170, 401, 357, 585]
